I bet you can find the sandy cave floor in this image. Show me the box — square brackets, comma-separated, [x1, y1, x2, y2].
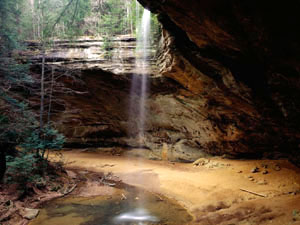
[49, 150, 300, 225]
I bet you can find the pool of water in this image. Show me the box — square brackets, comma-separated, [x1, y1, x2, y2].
[29, 187, 192, 225]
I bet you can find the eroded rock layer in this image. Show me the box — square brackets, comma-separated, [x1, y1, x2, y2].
[135, 0, 300, 161]
[26, 35, 157, 76]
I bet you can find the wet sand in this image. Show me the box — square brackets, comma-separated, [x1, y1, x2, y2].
[50, 150, 300, 225]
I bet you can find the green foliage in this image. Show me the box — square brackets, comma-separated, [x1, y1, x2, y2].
[2, 0, 161, 42]
[0, 0, 24, 51]
[6, 153, 39, 184]
[293, 210, 300, 221]
[102, 36, 113, 59]
[49, 0, 92, 38]
[131, 0, 144, 35]
[0, 93, 36, 144]
[0, 0, 66, 184]
[21, 126, 65, 156]
[98, 0, 127, 36]
[151, 15, 161, 44]
[18, 0, 92, 40]
[0, 0, 35, 149]
[5, 126, 65, 184]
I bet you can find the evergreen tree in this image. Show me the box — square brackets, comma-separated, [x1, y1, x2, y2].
[0, 0, 30, 180]
[0, 0, 65, 182]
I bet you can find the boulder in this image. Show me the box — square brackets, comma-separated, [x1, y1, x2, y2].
[21, 208, 39, 220]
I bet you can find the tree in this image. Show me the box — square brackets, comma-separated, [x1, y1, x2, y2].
[0, 0, 67, 182]
[10, 0, 159, 40]
[98, 0, 127, 36]
[0, 0, 30, 181]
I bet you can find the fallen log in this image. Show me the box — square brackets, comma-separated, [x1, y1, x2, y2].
[240, 188, 266, 198]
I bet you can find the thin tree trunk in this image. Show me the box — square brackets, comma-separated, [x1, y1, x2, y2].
[0, 149, 6, 182]
[32, 23, 36, 40]
[40, 53, 45, 131]
[126, 1, 130, 34]
[62, 22, 65, 35]
[39, 53, 45, 157]
[51, 0, 76, 32]
[16, 4, 21, 35]
[47, 66, 54, 123]
[37, 0, 41, 39]
[31, 0, 36, 40]
[130, 6, 133, 35]
[136, 0, 140, 34]
[43, 65, 54, 160]
[40, 0, 44, 39]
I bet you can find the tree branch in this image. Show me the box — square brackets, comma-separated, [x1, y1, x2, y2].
[51, 0, 76, 32]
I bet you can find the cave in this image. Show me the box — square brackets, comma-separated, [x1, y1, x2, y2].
[0, 0, 300, 224]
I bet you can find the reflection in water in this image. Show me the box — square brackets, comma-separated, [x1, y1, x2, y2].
[29, 187, 192, 225]
[113, 208, 159, 224]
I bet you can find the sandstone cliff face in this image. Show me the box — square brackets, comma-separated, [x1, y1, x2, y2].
[30, 0, 300, 162]
[28, 36, 211, 162]
[135, 0, 300, 161]
[27, 35, 156, 76]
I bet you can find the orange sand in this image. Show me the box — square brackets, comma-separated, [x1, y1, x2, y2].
[50, 151, 300, 225]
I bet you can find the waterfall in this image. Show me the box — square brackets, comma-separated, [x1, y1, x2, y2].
[138, 8, 151, 142]
[118, 8, 158, 224]
[129, 8, 151, 146]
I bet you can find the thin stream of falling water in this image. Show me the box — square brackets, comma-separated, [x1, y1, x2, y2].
[129, 7, 151, 145]
[124, 7, 156, 225]
[138, 8, 151, 143]
[128, 0, 140, 141]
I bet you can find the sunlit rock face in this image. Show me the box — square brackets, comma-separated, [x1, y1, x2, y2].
[136, 0, 300, 161]
[26, 35, 157, 76]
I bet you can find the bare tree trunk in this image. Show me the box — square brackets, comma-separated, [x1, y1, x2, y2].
[99, 0, 104, 10]
[40, 53, 45, 132]
[0, 149, 6, 182]
[31, 0, 36, 39]
[47, 66, 54, 123]
[16, 3, 21, 35]
[130, 4, 133, 35]
[136, 0, 140, 34]
[40, 0, 44, 39]
[126, 1, 130, 34]
[62, 22, 65, 36]
[39, 52, 45, 157]
[37, 0, 41, 39]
